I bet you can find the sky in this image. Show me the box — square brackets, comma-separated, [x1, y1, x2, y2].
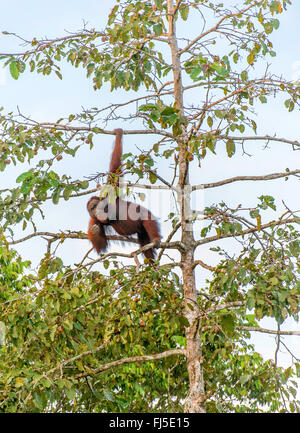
[1, 0, 300, 388]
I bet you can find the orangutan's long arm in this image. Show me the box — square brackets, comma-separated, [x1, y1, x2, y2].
[109, 128, 123, 175]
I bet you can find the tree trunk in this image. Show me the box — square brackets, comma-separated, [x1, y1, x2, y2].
[167, 0, 206, 413]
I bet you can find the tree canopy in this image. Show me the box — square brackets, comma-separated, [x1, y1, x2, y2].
[0, 0, 300, 413]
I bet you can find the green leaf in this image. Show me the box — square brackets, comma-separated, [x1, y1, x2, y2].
[213, 65, 228, 77]
[16, 170, 34, 183]
[241, 70, 248, 81]
[79, 180, 89, 190]
[0, 321, 6, 346]
[178, 315, 190, 328]
[153, 23, 163, 35]
[67, 388, 76, 400]
[205, 136, 216, 154]
[251, 120, 257, 133]
[264, 22, 274, 34]
[20, 181, 34, 195]
[259, 96, 267, 104]
[247, 52, 255, 65]
[247, 295, 255, 311]
[63, 186, 73, 201]
[103, 389, 115, 402]
[149, 171, 157, 184]
[135, 383, 145, 396]
[215, 110, 225, 119]
[15, 376, 24, 388]
[284, 99, 294, 112]
[220, 314, 235, 335]
[34, 393, 45, 410]
[18, 61, 26, 73]
[55, 71, 63, 80]
[52, 187, 62, 204]
[9, 61, 20, 80]
[29, 60, 35, 72]
[63, 319, 73, 331]
[145, 158, 154, 167]
[180, 6, 189, 21]
[233, 52, 239, 64]
[207, 116, 213, 128]
[240, 375, 251, 385]
[269, 277, 278, 286]
[226, 139, 235, 158]
[272, 19, 280, 29]
[108, 5, 118, 25]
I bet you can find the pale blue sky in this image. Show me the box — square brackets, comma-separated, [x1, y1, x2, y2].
[1, 1, 300, 374]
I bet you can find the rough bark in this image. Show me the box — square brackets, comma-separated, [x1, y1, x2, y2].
[167, 0, 206, 413]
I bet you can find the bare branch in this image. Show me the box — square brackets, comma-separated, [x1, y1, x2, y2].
[173, 0, 183, 17]
[0, 30, 105, 57]
[75, 348, 186, 379]
[202, 301, 246, 317]
[196, 217, 300, 248]
[236, 326, 300, 336]
[193, 259, 216, 271]
[7, 231, 140, 246]
[28, 124, 174, 138]
[157, 222, 181, 261]
[190, 85, 252, 121]
[193, 169, 300, 190]
[179, 1, 260, 55]
[218, 134, 300, 149]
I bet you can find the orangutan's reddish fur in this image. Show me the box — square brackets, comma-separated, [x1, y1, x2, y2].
[87, 129, 161, 260]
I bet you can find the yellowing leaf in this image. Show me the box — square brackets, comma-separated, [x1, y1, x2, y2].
[15, 377, 24, 388]
[226, 139, 235, 158]
[70, 287, 80, 297]
[256, 214, 262, 231]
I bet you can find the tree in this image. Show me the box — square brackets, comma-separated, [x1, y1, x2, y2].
[0, 0, 300, 413]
